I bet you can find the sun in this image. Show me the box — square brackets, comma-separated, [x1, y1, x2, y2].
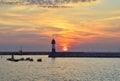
[63, 46, 68, 52]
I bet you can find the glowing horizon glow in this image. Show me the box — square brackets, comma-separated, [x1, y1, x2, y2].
[63, 46, 68, 52]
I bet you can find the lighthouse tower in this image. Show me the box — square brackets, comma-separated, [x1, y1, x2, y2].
[51, 39, 56, 52]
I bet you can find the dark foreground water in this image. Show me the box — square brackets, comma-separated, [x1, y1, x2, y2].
[0, 55, 120, 81]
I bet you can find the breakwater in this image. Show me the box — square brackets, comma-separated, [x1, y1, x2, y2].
[49, 52, 120, 58]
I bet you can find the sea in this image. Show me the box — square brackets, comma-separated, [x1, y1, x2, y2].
[0, 55, 120, 81]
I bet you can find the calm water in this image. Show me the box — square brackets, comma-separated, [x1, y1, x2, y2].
[0, 55, 120, 81]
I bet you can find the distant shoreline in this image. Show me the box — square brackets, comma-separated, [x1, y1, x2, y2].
[0, 52, 120, 58]
[0, 52, 49, 55]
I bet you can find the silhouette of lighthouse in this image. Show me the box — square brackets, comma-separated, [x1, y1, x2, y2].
[51, 39, 56, 52]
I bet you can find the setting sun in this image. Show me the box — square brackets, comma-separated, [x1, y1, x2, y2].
[63, 46, 68, 52]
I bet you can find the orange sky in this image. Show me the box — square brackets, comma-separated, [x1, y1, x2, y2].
[0, 0, 120, 52]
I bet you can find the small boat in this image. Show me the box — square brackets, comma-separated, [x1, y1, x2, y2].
[37, 58, 42, 62]
[29, 58, 33, 62]
[7, 58, 19, 62]
[7, 54, 20, 62]
[26, 57, 31, 60]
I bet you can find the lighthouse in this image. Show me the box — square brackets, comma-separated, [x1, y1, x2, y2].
[51, 39, 56, 52]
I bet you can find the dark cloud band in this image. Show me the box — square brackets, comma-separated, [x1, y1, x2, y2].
[0, 0, 97, 7]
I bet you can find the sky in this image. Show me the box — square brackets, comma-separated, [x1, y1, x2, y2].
[0, 0, 120, 52]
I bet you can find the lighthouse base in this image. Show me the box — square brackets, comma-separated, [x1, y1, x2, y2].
[52, 49, 56, 53]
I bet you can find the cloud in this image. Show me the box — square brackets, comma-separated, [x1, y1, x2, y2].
[38, 26, 66, 32]
[75, 31, 99, 37]
[100, 26, 120, 33]
[97, 16, 120, 21]
[0, 0, 99, 8]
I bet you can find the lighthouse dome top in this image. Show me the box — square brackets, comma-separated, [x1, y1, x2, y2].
[51, 39, 56, 44]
